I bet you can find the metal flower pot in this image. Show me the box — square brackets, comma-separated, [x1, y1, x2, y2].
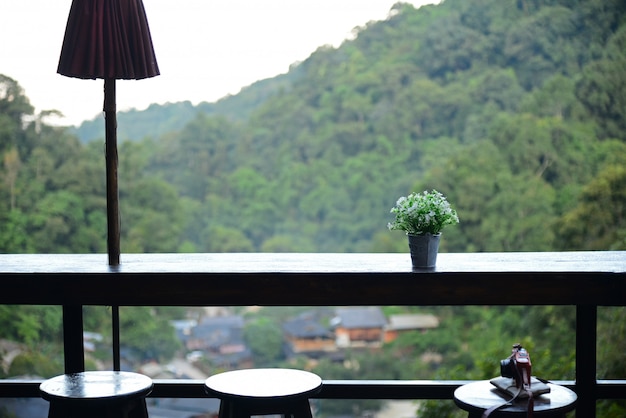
[407, 233, 441, 268]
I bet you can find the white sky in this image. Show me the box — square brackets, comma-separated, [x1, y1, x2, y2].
[2, 0, 438, 126]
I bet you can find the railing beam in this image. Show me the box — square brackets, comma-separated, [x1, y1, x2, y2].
[1, 252, 624, 415]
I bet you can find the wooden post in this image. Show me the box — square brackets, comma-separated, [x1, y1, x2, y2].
[576, 305, 597, 418]
[112, 305, 121, 371]
[62, 305, 84, 373]
[104, 78, 120, 266]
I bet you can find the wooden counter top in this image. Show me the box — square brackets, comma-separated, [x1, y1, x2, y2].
[1, 252, 624, 306]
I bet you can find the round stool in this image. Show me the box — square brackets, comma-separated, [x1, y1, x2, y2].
[204, 368, 323, 418]
[39, 371, 153, 418]
[454, 380, 577, 418]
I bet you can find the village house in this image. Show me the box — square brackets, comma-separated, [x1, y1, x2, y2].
[331, 307, 388, 348]
[283, 313, 336, 358]
[383, 313, 440, 343]
[183, 315, 253, 369]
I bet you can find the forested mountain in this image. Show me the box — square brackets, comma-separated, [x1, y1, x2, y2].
[2, 0, 625, 255]
[1, 1, 626, 416]
[73, 69, 301, 143]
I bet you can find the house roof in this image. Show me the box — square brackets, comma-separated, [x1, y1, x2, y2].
[386, 313, 439, 330]
[207, 347, 253, 367]
[332, 307, 387, 329]
[198, 315, 244, 328]
[283, 317, 333, 338]
[192, 315, 246, 348]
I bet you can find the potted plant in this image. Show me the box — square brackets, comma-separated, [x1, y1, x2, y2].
[387, 189, 459, 268]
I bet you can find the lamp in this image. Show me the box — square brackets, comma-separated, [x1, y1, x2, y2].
[58, 0, 160, 266]
[58, 0, 160, 373]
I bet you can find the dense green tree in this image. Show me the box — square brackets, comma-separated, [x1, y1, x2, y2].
[520, 74, 585, 120]
[0, 75, 34, 156]
[0, 306, 62, 350]
[483, 173, 557, 251]
[7, 349, 63, 379]
[597, 307, 626, 379]
[0, 210, 32, 252]
[470, 69, 524, 112]
[503, 6, 579, 89]
[556, 164, 626, 250]
[122, 177, 187, 253]
[416, 140, 510, 252]
[151, 113, 239, 201]
[120, 307, 181, 362]
[576, 25, 626, 141]
[416, 13, 487, 79]
[202, 225, 255, 252]
[260, 234, 316, 252]
[29, 190, 87, 253]
[243, 317, 284, 364]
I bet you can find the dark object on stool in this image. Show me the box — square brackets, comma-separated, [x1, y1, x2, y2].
[454, 380, 577, 417]
[40, 371, 153, 418]
[204, 368, 323, 418]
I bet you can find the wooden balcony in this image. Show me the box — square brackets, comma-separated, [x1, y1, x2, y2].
[1, 251, 625, 417]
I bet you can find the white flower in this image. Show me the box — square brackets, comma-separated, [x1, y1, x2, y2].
[387, 189, 459, 235]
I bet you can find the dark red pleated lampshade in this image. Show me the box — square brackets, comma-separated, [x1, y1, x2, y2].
[58, 0, 159, 80]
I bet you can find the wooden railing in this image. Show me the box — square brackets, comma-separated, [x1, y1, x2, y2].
[1, 251, 625, 417]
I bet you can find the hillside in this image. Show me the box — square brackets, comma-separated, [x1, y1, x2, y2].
[139, 0, 626, 253]
[72, 68, 302, 143]
[1, 0, 625, 255]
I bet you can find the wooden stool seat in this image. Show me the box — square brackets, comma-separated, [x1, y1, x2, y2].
[204, 368, 323, 418]
[454, 380, 577, 418]
[39, 371, 153, 418]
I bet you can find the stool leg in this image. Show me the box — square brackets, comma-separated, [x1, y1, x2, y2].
[291, 400, 313, 418]
[218, 399, 238, 418]
[215, 399, 314, 418]
[47, 403, 66, 418]
[217, 400, 227, 418]
[127, 399, 150, 418]
[47, 400, 150, 418]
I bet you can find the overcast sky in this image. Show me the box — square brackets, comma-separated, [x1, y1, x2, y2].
[2, 0, 438, 126]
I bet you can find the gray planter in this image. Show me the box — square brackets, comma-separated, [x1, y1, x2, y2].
[407, 233, 441, 268]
